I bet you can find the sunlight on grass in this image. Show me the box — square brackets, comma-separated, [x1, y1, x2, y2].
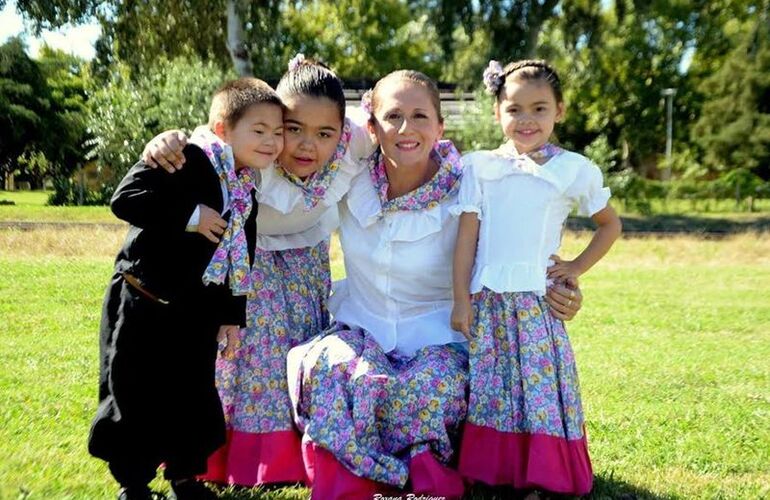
[1, 228, 768, 499]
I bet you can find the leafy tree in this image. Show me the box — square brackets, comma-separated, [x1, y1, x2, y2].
[0, 37, 50, 188]
[540, 1, 708, 176]
[410, 0, 560, 65]
[85, 56, 233, 200]
[693, 4, 770, 178]
[36, 46, 91, 200]
[12, 0, 282, 77]
[282, 0, 442, 81]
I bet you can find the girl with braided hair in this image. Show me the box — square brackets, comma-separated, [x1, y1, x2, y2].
[451, 59, 622, 496]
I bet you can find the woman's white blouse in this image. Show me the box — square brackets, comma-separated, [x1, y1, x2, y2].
[452, 150, 611, 296]
[328, 169, 468, 357]
[254, 118, 375, 250]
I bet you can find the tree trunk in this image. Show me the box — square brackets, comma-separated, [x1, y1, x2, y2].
[526, 0, 559, 57]
[526, 25, 542, 58]
[227, 0, 253, 76]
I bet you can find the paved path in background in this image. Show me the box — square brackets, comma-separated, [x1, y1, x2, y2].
[0, 221, 125, 230]
[3, 215, 770, 236]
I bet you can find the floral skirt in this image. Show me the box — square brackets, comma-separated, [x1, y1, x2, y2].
[458, 289, 593, 495]
[287, 323, 469, 496]
[203, 241, 331, 486]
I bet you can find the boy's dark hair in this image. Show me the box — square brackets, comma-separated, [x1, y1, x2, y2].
[276, 58, 346, 121]
[371, 70, 443, 123]
[208, 77, 284, 129]
[496, 59, 563, 104]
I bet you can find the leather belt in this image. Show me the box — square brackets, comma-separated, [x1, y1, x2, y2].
[122, 272, 170, 305]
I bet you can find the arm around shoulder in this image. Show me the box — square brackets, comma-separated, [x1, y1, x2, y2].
[110, 146, 207, 230]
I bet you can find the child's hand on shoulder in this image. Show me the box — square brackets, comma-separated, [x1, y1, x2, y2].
[142, 130, 188, 172]
[197, 204, 227, 243]
[217, 324, 240, 359]
[451, 297, 475, 341]
[547, 254, 584, 281]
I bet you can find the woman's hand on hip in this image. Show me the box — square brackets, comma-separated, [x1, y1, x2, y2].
[546, 276, 582, 321]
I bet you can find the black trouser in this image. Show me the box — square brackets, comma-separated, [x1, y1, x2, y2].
[88, 275, 225, 487]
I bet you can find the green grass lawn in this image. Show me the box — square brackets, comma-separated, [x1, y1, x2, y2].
[1, 225, 769, 498]
[0, 197, 770, 500]
[0, 191, 114, 223]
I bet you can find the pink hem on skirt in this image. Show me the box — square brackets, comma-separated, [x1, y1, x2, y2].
[301, 441, 466, 499]
[302, 442, 392, 500]
[459, 423, 593, 495]
[201, 429, 307, 486]
[409, 450, 466, 499]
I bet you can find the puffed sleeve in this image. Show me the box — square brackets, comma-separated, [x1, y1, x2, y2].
[449, 153, 484, 219]
[569, 157, 611, 216]
[345, 108, 377, 160]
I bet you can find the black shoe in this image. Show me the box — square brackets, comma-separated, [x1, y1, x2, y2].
[118, 486, 168, 500]
[169, 479, 217, 500]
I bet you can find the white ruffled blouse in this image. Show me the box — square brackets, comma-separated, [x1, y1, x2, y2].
[255, 117, 375, 250]
[452, 150, 611, 296]
[329, 167, 468, 357]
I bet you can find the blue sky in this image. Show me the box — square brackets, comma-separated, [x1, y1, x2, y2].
[0, 0, 101, 60]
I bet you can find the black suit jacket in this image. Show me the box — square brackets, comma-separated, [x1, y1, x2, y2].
[110, 144, 255, 326]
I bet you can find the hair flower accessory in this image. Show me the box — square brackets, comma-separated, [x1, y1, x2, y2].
[483, 60, 504, 95]
[360, 89, 373, 116]
[288, 53, 306, 71]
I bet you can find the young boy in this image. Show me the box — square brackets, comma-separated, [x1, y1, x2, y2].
[88, 78, 284, 500]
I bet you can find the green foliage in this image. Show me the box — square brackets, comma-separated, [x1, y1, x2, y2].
[282, 0, 442, 80]
[412, 0, 560, 65]
[0, 37, 50, 185]
[692, 9, 770, 177]
[37, 46, 92, 202]
[0, 39, 90, 196]
[447, 89, 502, 152]
[85, 56, 233, 202]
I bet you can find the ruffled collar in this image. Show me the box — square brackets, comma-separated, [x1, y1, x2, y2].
[274, 118, 353, 211]
[494, 141, 564, 165]
[471, 144, 578, 194]
[367, 140, 463, 215]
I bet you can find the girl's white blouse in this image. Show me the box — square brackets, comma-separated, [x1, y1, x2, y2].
[328, 169, 468, 357]
[452, 150, 611, 296]
[254, 118, 375, 251]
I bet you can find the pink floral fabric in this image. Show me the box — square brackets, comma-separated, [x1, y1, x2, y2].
[466, 288, 585, 439]
[216, 240, 331, 434]
[494, 141, 564, 164]
[275, 119, 353, 211]
[290, 325, 468, 487]
[191, 128, 257, 296]
[368, 139, 462, 214]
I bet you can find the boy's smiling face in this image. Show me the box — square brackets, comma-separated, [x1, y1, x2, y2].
[222, 103, 284, 170]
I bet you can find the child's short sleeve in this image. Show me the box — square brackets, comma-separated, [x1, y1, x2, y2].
[570, 157, 611, 217]
[450, 153, 484, 219]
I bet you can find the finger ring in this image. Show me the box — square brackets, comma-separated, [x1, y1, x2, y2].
[567, 299, 572, 307]
[569, 290, 576, 299]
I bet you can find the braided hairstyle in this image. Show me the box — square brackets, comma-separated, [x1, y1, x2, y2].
[276, 56, 346, 122]
[494, 59, 563, 104]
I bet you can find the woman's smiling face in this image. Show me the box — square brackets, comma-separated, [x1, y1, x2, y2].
[369, 79, 444, 170]
[279, 95, 343, 179]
